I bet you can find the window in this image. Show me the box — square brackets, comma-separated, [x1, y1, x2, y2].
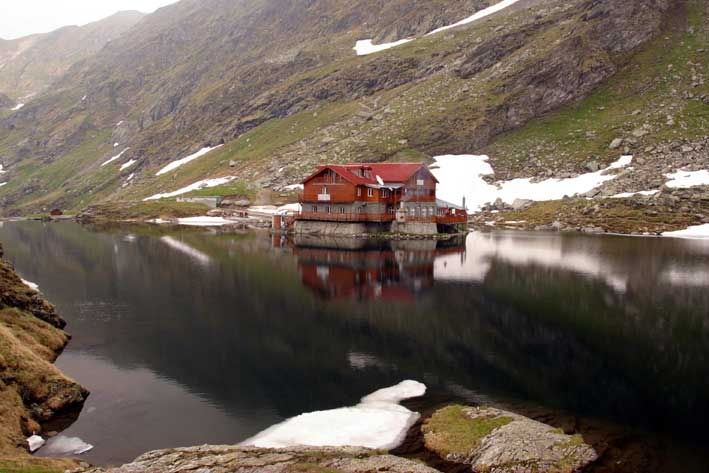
[357, 187, 362, 197]
[368, 188, 374, 197]
[382, 189, 389, 198]
[326, 206, 332, 213]
[313, 205, 318, 213]
[339, 207, 346, 214]
[417, 179, 424, 186]
[322, 186, 328, 194]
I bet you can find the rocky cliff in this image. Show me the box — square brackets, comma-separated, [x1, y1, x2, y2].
[0, 0, 701, 220]
[0, 244, 88, 462]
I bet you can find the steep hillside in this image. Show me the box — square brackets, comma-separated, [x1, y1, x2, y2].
[0, 11, 145, 101]
[0, 0, 701, 218]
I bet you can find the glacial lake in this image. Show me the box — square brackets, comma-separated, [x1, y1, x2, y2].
[1, 220, 708, 471]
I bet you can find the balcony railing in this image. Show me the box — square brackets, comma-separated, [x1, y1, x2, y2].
[297, 212, 395, 223]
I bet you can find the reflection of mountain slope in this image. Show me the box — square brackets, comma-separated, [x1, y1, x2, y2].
[1, 222, 708, 445]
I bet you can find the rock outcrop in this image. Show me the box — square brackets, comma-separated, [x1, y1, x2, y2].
[0, 243, 88, 457]
[423, 405, 598, 473]
[74, 446, 441, 473]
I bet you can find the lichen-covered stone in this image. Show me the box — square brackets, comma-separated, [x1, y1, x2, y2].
[423, 405, 598, 473]
[72, 445, 442, 473]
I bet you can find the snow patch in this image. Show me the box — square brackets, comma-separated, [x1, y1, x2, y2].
[283, 183, 304, 191]
[161, 236, 211, 265]
[0, 182, 7, 188]
[156, 145, 223, 176]
[42, 436, 93, 455]
[427, 0, 522, 35]
[354, 38, 414, 56]
[431, 154, 632, 212]
[664, 169, 709, 189]
[101, 148, 130, 167]
[0, 164, 6, 174]
[11, 103, 24, 111]
[353, 0, 520, 55]
[21, 279, 39, 291]
[144, 176, 235, 201]
[242, 380, 426, 449]
[611, 190, 659, 199]
[662, 224, 709, 240]
[249, 203, 302, 216]
[177, 216, 235, 227]
[27, 435, 45, 452]
[119, 159, 137, 171]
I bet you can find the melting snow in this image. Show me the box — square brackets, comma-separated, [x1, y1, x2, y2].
[11, 103, 24, 111]
[21, 279, 39, 291]
[177, 216, 235, 227]
[156, 145, 223, 176]
[119, 159, 137, 171]
[101, 148, 130, 167]
[42, 436, 93, 455]
[161, 236, 211, 265]
[0, 164, 6, 174]
[353, 0, 520, 55]
[0, 182, 7, 188]
[431, 154, 632, 212]
[144, 176, 235, 201]
[664, 169, 709, 188]
[27, 435, 45, 452]
[663, 224, 709, 240]
[249, 203, 302, 216]
[354, 38, 414, 56]
[283, 183, 304, 191]
[242, 380, 426, 449]
[611, 190, 659, 199]
[427, 0, 522, 35]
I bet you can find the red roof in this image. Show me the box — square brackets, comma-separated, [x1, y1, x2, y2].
[302, 163, 437, 186]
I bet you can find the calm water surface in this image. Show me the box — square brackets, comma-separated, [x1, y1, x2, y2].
[1, 221, 708, 470]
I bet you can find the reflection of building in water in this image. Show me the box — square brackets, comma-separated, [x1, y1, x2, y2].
[293, 237, 465, 301]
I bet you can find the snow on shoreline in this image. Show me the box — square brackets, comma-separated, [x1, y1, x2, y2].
[177, 216, 235, 227]
[101, 148, 130, 167]
[41, 436, 93, 455]
[144, 176, 235, 201]
[430, 154, 633, 212]
[21, 279, 39, 291]
[354, 0, 520, 55]
[242, 380, 426, 449]
[156, 145, 223, 176]
[663, 224, 709, 240]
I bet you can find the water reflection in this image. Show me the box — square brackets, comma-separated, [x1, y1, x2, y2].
[0, 222, 707, 471]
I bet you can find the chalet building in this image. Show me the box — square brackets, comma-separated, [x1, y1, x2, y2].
[296, 163, 466, 235]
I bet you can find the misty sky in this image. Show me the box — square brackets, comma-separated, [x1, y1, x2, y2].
[0, 0, 180, 40]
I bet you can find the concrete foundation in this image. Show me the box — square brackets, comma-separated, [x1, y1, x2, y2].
[295, 220, 387, 236]
[390, 221, 438, 235]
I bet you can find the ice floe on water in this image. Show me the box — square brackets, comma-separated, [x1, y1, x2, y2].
[156, 145, 223, 176]
[354, 0, 520, 55]
[144, 176, 235, 201]
[430, 154, 632, 212]
[242, 380, 426, 449]
[664, 169, 709, 189]
[662, 224, 709, 240]
[41, 436, 93, 455]
[27, 434, 44, 452]
[160, 236, 211, 265]
[101, 148, 130, 167]
[177, 216, 235, 227]
[21, 279, 39, 291]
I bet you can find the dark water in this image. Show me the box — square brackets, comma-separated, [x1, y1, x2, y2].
[1, 221, 708, 470]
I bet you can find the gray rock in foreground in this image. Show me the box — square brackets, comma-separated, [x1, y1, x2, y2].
[423, 405, 598, 473]
[72, 445, 441, 473]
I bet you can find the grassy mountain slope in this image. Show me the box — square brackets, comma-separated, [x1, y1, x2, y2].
[0, 0, 702, 217]
[0, 11, 145, 102]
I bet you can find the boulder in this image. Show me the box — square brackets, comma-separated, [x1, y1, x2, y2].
[584, 160, 600, 172]
[422, 405, 597, 473]
[511, 198, 534, 211]
[73, 446, 441, 473]
[609, 138, 623, 149]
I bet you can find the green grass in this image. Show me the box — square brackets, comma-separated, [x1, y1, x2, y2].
[422, 405, 513, 457]
[185, 180, 254, 198]
[0, 462, 62, 473]
[80, 200, 209, 221]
